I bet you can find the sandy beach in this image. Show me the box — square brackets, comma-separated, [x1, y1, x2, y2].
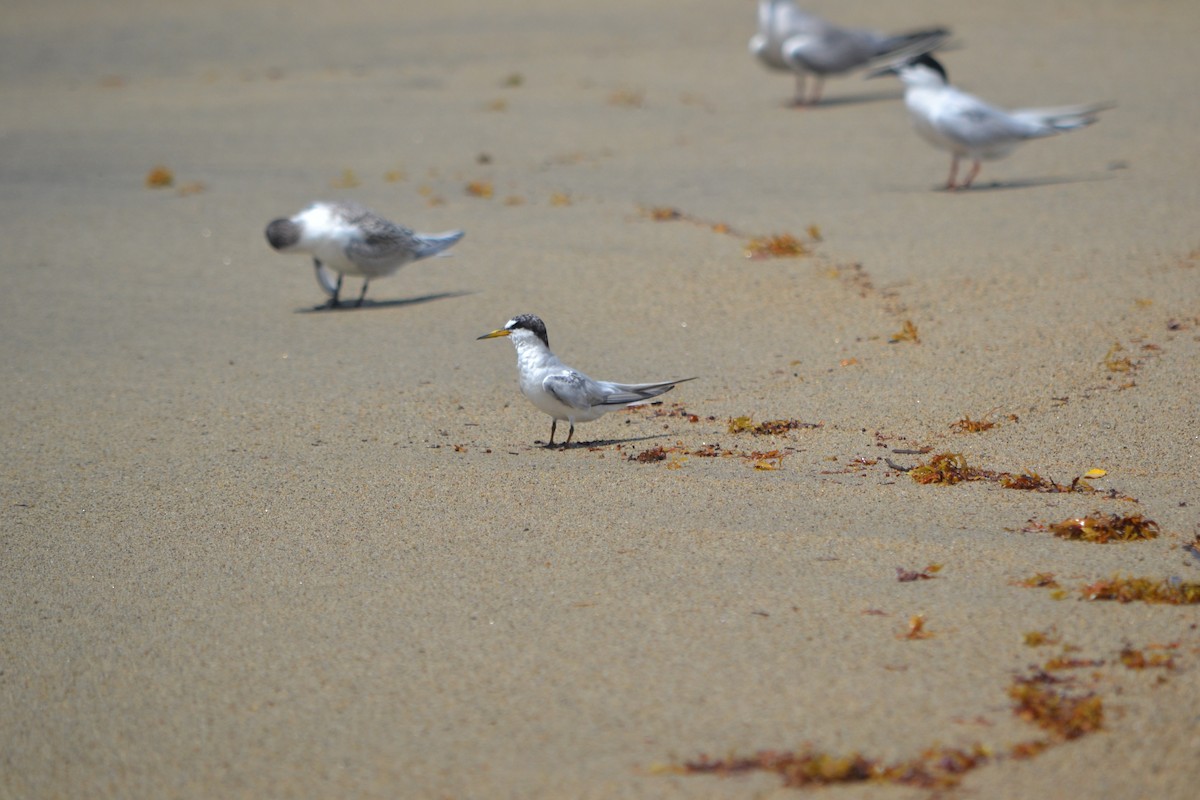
[3, 1, 1199, 797]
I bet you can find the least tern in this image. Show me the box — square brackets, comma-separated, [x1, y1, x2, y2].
[749, 0, 949, 106]
[478, 314, 696, 447]
[265, 201, 464, 308]
[869, 53, 1114, 190]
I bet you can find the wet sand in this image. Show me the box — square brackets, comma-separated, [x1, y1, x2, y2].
[3, 1, 1199, 797]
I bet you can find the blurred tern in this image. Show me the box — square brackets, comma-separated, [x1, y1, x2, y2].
[265, 201, 463, 308]
[477, 314, 696, 447]
[869, 53, 1114, 189]
[750, 0, 949, 106]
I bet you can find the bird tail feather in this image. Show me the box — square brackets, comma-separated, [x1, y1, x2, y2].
[414, 230, 465, 259]
[1012, 102, 1115, 131]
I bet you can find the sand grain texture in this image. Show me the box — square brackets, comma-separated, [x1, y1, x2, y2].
[3, 1, 1199, 798]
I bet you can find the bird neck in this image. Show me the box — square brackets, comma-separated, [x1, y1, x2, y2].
[512, 335, 559, 372]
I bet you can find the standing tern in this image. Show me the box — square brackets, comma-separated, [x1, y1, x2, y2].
[869, 53, 1114, 190]
[477, 314, 696, 447]
[750, 0, 949, 106]
[265, 201, 464, 308]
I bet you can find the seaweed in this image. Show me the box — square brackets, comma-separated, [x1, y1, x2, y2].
[1080, 575, 1200, 605]
[909, 453, 1136, 499]
[1103, 342, 1134, 373]
[727, 416, 818, 435]
[950, 414, 997, 433]
[909, 453, 981, 485]
[1118, 646, 1175, 670]
[899, 614, 934, 640]
[897, 564, 942, 582]
[629, 446, 669, 463]
[145, 165, 174, 188]
[889, 319, 920, 343]
[1024, 513, 1159, 543]
[1023, 628, 1061, 647]
[465, 180, 494, 198]
[1008, 675, 1103, 740]
[679, 744, 991, 790]
[644, 206, 682, 221]
[1015, 573, 1060, 589]
[1042, 655, 1105, 671]
[638, 205, 741, 236]
[744, 233, 810, 260]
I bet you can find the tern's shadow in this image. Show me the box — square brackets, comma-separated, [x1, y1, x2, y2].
[787, 89, 904, 109]
[935, 172, 1118, 193]
[538, 432, 674, 450]
[295, 290, 472, 314]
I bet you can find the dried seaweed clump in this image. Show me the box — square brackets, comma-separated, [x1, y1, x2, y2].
[909, 453, 985, 485]
[1042, 655, 1105, 671]
[897, 564, 942, 582]
[889, 320, 920, 343]
[1081, 575, 1200, 605]
[908, 454, 1130, 498]
[1118, 646, 1175, 670]
[644, 206, 682, 220]
[465, 180, 494, 198]
[1026, 513, 1159, 543]
[1023, 629, 1061, 647]
[727, 416, 816, 435]
[630, 446, 668, 463]
[679, 744, 990, 791]
[899, 614, 934, 640]
[1103, 342, 1134, 372]
[744, 233, 810, 260]
[950, 415, 996, 433]
[145, 165, 174, 188]
[1008, 674, 1103, 740]
[1015, 573, 1060, 589]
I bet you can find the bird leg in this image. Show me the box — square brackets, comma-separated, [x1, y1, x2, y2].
[355, 279, 370, 307]
[807, 76, 825, 105]
[314, 259, 344, 309]
[940, 155, 960, 190]
[563, 423, 575, 447]
[945, 155, 960, 190]
[546, 419, 557, 447]
[792, 74, 824, 107]
[961, 160, 982, 189]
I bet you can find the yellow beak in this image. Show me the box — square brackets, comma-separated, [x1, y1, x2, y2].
[476, 329, 511, 340]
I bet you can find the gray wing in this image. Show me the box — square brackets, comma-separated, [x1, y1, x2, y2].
[783, 24, 948, 75]
[343, 211, 424, 270]
[543, 372, 608, 410]
[782, 28, 882, 74]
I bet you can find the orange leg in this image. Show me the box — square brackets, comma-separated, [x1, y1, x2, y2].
[961, 160, 982, 189]
[945, 155, 960, 190]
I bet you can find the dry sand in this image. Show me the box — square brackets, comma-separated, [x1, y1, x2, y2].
[3, 1, 1200, 797]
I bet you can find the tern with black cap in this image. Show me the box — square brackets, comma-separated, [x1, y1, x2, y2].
[868, 53, 1114, 190]
[478, 314, 696, 447]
